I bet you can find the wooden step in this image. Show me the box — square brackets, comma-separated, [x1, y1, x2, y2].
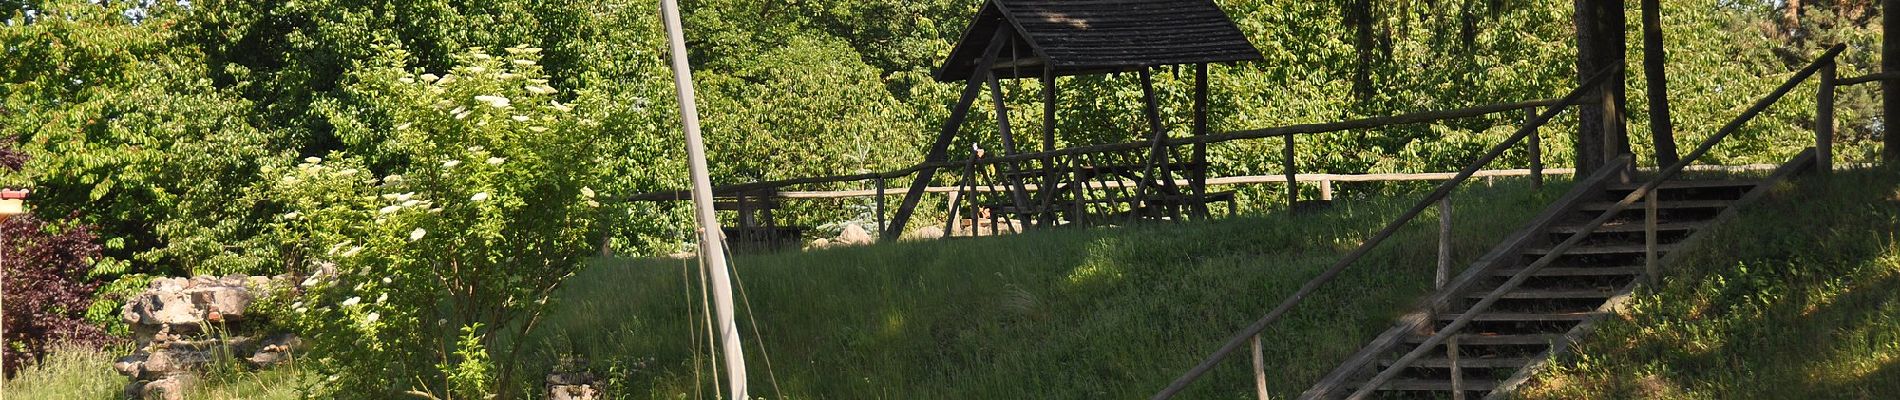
[1493, 266, 1644, 277]
[1464, 288, 1616, 300]
[1436, 311, 1601, 322]
[1524, 243, 1675, 255]
[1606, 179, 1759, 191]
[1404, 333, 1564, 346]
[1577, 199, 1732, 211]
[1362, 378, 1501, 391]
[1548, 221, 1709, 234]
[1381, 356, 1533, 369]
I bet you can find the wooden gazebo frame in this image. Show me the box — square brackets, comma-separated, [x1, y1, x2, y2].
[882, 0, 1265, 240]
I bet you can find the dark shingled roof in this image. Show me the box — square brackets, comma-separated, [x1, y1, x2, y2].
[934, 0, 1263, 82]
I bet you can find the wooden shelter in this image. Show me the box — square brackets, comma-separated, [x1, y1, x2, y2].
[883, 0, 1263, 240]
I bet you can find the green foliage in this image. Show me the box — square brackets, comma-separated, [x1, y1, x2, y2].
[266, 45, 604, 398]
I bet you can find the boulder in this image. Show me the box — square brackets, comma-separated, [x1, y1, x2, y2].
[837, 223, 874, 245]
[547, 371, 600, 400]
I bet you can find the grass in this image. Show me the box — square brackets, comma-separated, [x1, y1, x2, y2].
[2, 345, 308, 399]
[1519, 167, 1900, 399]
[520, 178, 1574, 399]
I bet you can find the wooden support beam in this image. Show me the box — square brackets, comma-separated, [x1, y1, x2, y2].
[1133, 68, 1174, 221]
[1642, 0, 1681, 166]
[989, 71, 1034, 222]
[1192, 63, 1212, 218]
[1527, 107, 1544, 189]
[883, 27, 1009, 241]
[1038, 65, 1061, 227]
[1820, 60, 1836, 173]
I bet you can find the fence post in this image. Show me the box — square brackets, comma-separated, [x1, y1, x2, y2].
[875, 177, 887, 234]
[1527, 106, 1543, 189]
[1645, 189, 1660, 286]
[1251, 334, 1269, 400]
[1437, 196, 1453, 289]
[1818, 60, 1836, 173]
[1283, 135, 1298, 212]
[1319, 179, 1334, 201]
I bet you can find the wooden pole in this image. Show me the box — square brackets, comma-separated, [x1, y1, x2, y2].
[1040, 66, 1060, 226]
[884, 28, 1010, 241]
[1283, 135, 1297, 211]
[1528, 106, 1543, 189]
[1642, 0, 1681, 166]
[1448, 335, 1465, 400]
[1645, 189, 1659, 286]
[659, 0, 747, 396]
[1319, 179, 1333, 201]
[1886, 0, 1900, 163]
[874, 177, 886, 234]
[1251, 334, 1269, 400]
[1819, 60, 1836, 173]
[1437, 196, 1453, 289]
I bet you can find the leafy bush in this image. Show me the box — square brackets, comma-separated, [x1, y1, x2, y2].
[266, 44, 605, 399]
[1, 214, 111, 376]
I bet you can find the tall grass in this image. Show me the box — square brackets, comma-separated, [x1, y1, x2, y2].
[2, 345, 309, 399]
[520, 178, 1574, 399]
[1521, 167, 1900, 399]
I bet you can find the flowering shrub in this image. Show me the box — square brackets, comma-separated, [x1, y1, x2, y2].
[267, 44, 605, 399]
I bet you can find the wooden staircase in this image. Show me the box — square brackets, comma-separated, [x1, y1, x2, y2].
[1301, 152, 1816, 399]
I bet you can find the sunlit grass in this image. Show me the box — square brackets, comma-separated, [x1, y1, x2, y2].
[3, 345, 309, 399]
[521, 178, 1575, 399]
[1521, 167, 1900, 399]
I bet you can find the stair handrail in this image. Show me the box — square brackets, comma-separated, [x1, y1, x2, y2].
[1149, 64, 1626, 400]
[1346, 43, 1847, 399]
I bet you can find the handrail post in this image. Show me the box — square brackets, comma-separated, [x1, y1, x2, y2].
[1251, 334, 1269, 400]
[1645, 188, 1660, 286]
[1818, 59, 1837, 173]
[1527, 106, 1543, 189]
[1448, 335, 1465, 400]
[1319, 179, 1334, 201]
[1437, 196, 1453, 289]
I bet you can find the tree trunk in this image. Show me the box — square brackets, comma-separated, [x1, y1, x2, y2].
[1887, 0, 1900, 163]
[1643, 0, 1680, 166]
[1572, 0, 1630, 174]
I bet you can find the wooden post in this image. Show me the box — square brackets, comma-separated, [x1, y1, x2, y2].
[1283, 135, 1298, 211]
[1319, 179, 1334, 201]
[1448, 335, 1465, 400]
[1645, 189, 1660, 286]
[1251, 334, 1269, 400]
[1886, 0, 1900, 163]
[1527, 106, 1543, 189]
[1040, 66, 1060, 226]
[1192, 64, 1212, 218]
[875, 177, 886, 234]
[884, 27, 1010, 241]
[1818, 60, 1836, 173]
[1437, 196, 1453, 289]
[1642, 0, 1681, 166]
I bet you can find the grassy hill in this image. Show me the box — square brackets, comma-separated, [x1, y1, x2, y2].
[1519, 167, 1900, 399]
[518, 179, 1571, 399]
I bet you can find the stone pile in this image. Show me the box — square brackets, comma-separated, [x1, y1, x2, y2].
[113, 275, 301, 400]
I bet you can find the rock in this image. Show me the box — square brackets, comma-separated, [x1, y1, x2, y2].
[136, 375, 193, 400]
[837, 223, 874, 245]
[903, 226, 945, 241]
[810, 238, 831, 249]
[121, 289, 202, 333]
[547, 371, 600, 400]
[247, 333, 303, 368]
[185, 285, 253, 319]
[114, 354, 145, 377]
